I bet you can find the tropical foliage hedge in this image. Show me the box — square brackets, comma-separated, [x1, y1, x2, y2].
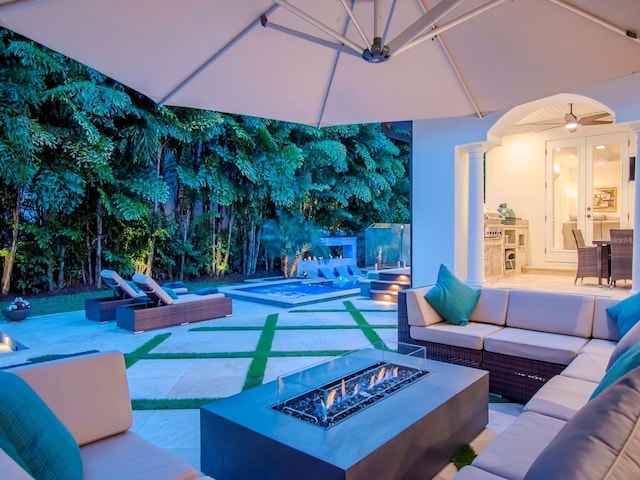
[0, 28, 410, 295]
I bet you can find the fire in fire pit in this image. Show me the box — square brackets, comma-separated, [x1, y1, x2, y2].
[273, 361, 429, 428]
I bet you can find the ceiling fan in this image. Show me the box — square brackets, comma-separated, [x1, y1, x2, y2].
[520, 103, 614, 133]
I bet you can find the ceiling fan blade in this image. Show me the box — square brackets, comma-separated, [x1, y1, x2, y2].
[580, 113, 613, 125]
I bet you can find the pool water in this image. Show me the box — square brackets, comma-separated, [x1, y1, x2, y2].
[224, 280, 361, 307]
[244, 282, 348, 298]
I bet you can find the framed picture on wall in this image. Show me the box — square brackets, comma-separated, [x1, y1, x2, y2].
[593, 187, 617, 212]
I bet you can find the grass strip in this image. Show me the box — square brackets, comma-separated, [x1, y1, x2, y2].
[131, 398, 218, 410]
[452, 444, 477, 470]
[290, 308, 397, 313]
[242, 313, 278, 391]
[344, 300, 385, 347]
[191, 324, 397, 332]
[124, 333, 171, 368]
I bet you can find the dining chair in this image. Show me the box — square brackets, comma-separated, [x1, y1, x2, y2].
[609, 229, 633, 287]
[571, 229, 600, 285]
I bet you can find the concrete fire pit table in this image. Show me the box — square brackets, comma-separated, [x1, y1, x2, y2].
[201, 346, 488, 480]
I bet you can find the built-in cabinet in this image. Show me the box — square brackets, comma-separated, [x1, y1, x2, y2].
[484, 220, 529, 278]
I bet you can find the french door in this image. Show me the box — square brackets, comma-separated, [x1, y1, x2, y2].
[545, 133, 630, 263]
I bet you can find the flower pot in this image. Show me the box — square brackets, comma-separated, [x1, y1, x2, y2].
[2, 309, 30, 322]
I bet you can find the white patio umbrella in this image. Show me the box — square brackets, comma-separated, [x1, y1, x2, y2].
[1, 0, 639, 126]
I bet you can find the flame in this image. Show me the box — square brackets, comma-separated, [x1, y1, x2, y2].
[369, 375, 375, 388]
[377, 367, 386, 383]
[353, 383, 360, 395]
[341, 378, 346, 398]
[326, 389, 337, 411]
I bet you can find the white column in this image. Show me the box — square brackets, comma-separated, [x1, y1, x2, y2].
[464, 142, 495, 287]
[630, 125, 640, 293]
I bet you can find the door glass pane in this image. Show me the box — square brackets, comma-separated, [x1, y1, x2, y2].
[552, 146, 579, 250]
[592, 141, 621, 241]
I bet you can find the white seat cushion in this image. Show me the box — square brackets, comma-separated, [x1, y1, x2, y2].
[561, 353, 609, 383]
[484, 328, 588, 365]
[579, 338, 617, 357]
[80, 431, 198, 480]
[524, 375, 597, 421]
[410, 322, 503, 350]
[453, 465, 506, 480]
[472, 412, 566, 480]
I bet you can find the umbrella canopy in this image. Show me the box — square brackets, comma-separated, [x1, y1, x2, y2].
[1, 0, 639, 126]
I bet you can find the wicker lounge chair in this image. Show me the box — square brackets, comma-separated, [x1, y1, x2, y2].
[610, 229, 633, 287]
[571, 229, 600, 285]
[85, 270, 151, 322]
[114, 274, 232, 332]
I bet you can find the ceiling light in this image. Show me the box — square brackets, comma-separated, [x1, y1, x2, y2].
[564, 113, 578, 132]
[595, 145, 606, 150]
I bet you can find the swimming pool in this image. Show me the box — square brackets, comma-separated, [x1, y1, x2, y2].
[223, 279, 361, 307]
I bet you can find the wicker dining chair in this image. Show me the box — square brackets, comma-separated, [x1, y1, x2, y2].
[610, 229, 633, 287]
[572, 229, 600, 285]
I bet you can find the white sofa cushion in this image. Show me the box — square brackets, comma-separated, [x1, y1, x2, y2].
[524, 367, 640, 480]
[561, 353, 609, 383]
[410, 322, 503, 350]
[80, 431, 199, 480]
[484, 328, 588, 365]
[592, 297, 622, 340]
[471, 412, 566, 480]
[454, 465, 506, 479]
[579, 338, 617, 357]
[523, 375, 597, 421]
[505, 290, 594, 337]
[407, 287, 509, 328]
[9, 351, 132, 447]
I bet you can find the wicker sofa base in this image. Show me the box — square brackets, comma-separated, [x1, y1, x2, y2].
[482, 351, 566, 403]
[85, 297, 141, 323]
[116, 296, 232, 333]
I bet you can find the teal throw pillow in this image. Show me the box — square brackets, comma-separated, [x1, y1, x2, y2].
[425, 264, 480, 326]
[0, 371, 82, 480]
[125, 279, 141, 293]
[162, 286, 179, 299]
[606, 292, 640, 337]
[590, 340, 640, 399]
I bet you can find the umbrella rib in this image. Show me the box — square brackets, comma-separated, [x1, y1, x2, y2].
[547, 0, 640, 44]
[263, 20, 361, 58]
[272, 0, 364, 53]
[396, 0, 507, 56]
[158, 4, 280, 106]
[386, 0, 465, 54]
[339, 0, 371, 48]
[381, 0, 399, 48]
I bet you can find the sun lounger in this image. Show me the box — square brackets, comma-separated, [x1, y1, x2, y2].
[334, 265, 358, 281]
[317, 267, 338, 279]
[85, 270, 150, 322]
[114, 274, 232, 333]
[348, 264, 368, 278]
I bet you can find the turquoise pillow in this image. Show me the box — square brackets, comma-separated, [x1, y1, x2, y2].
[162, 286, 179, 299]
[590, 340, 640, 399]
[425, 264, 480, 326]
[126, 279, 141, 293]
[606, 292, 640, 337]
[0, 371, 82, 480]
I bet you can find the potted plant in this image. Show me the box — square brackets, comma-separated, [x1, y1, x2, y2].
[3, 297, 31, 322]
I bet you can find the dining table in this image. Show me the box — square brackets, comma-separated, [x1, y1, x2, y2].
[592, 240, 611, 287]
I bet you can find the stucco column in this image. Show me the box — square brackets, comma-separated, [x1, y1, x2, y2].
[464, 142, 495, 287]
[630, 125, 640, 293]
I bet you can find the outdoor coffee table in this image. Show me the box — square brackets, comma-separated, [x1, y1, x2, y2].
[201, 345, 488, 480]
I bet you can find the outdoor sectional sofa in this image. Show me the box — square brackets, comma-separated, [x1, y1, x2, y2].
[0, 350, 211, 480]
[398, 286, 640, 479]
[115, 274, 232, 333]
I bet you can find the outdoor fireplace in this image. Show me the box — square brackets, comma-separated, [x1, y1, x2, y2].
[273, 360, 429, 428]
[201, 342, 488, 480]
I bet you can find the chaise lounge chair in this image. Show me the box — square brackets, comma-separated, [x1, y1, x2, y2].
[334, 265, 359, 282]
[114, 274, 232, 333]
[317, 267, 338, 279]
[85, 270, 150, 322]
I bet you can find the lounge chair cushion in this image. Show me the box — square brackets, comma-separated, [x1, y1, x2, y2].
[318, 267, 336, 279]
[560, 353, 608, 383]
[606, 292, 640, 337]
[194, 287, 219, 295]
[425, 264, 480, 326]
[591, 340, 640, 399]
[525, 367, 640, 480]
[523, 374, 597, 421]
[484, 327, 587, 365]
[607, 318, 640, 370]
[0, 372, 82, 480]
[410, 322, 502, 350]
[100, 269, 145, 299]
